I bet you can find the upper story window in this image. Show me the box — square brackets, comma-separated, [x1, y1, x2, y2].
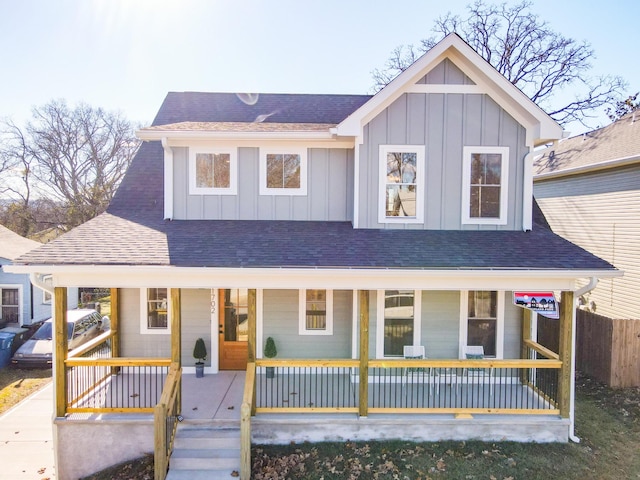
[378, 145, 425, 224]
[462, 146, 509, 225]
[189, 147, 237, 195]
[260, 148, 307, 196]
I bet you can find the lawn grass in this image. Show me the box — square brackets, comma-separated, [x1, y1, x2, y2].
[0, 366, 51, 415]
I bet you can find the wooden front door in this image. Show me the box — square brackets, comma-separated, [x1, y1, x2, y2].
[218, 289, 249, 370]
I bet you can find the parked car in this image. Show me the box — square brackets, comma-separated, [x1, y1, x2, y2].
[11, 309, 107, 368]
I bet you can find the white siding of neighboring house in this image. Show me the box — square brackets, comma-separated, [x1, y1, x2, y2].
[535, 164, 640, 320]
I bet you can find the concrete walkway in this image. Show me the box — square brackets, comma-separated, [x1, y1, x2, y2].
[0, 383, 56, 479]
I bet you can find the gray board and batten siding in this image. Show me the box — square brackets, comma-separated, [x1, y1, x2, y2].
[172, 146, 354, 222]
[358, 91, 528, 230]
[535, 164, 640, 320]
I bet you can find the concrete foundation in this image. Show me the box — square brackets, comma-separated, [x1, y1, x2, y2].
[252, 413, 571, 444]
[54, 415, 154, 480]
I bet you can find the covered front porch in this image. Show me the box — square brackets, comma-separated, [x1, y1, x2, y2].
[49, 285, 574, 480]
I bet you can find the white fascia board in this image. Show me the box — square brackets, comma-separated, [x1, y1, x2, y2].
[137, 129, 339, 142]
[6, 264, 622, 292]
[533, 154, 640, 181]
[337, 34, 563, 146]
[159, 137, 356, 150]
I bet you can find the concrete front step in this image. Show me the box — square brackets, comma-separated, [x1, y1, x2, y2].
[166, 424, 241, 479]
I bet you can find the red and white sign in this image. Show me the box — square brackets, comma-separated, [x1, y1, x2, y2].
[513, 292, 559, 319]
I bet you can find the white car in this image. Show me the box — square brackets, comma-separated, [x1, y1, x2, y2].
[11, 309, 106, 368]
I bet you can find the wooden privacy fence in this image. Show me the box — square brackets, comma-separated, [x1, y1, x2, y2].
[538, 310, 640, 388]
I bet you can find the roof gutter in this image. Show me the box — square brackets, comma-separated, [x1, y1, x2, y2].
[30, 273, 53, 294]
[534, 153, 640, 181]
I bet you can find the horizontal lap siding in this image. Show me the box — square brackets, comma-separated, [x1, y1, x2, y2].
[535, 167, 640, 320]
[173, 147, 352, 221]
[262, 289, 352, 358]
[180, 289, 211, 367]
[421, 291, 460, 358]
[119, 288, 170, 357]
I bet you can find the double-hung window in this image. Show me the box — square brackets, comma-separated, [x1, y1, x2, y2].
[460, 290, 505, 358]
[379, 145, 425, 224]
[0, 287, 20, 323]
[462, 146, 509, 224]
[189, 147, 237, 195]
[299, 289, 333, 335]
[260, 148, 307, 195]
[140, 288, 171, 334]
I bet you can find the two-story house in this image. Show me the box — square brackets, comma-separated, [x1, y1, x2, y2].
[9, 34, 620, 480]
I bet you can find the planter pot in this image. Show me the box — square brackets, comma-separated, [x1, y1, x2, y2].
[195, 363, 205, 378]
[266, 366, 275, 379]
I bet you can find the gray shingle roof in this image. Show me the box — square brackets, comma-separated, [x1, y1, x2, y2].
[13, 93, 615, 273]
[534, 113, 640, 175]
[0, 225, 41, 261]
[151, 92, 372, 127]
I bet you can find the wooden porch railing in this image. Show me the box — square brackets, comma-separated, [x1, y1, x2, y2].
[240, 362, 256, 480]
[254, 357, 561, 415]
[154, 363, 181, 480]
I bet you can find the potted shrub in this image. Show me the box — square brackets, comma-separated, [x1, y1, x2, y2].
[193, 338, 207, 378]
[264, 336, 277, 379]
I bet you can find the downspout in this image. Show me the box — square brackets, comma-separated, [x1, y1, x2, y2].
[568, 276, 599, 443]
[162, 137, 174, 220]
[523, 140, 559, 231]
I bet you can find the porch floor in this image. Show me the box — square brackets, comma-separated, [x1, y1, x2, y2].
[181, 371, 245, 422]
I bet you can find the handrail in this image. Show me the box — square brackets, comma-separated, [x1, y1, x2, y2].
[370, 358, 562, 368]
[240, 362, 256, 480]
[68, 330, 115, 358]
[66, 357, 172, 367]
[524, 339, 560, 360]
[154, 363, 181, 480]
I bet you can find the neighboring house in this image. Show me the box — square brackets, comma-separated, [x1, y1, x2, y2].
[533, 113, 640, 387]
[0, 225, 76, 326]
[8, 34, 620, 479]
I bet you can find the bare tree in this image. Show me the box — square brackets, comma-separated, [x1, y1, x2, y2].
[0, 100, 140, 235]
[371, 0, 626, 127]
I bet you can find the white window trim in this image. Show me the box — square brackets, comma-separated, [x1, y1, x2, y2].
[461, 146, 510, 225]
[375, 289, 422, 358]
[140, 288, 171, 335]
[378, 145, 425, 224]
[189, 146, 238, 195]
[259, 147, 308, 196]
[299, 289, 333, 335]
[459, 290, 505, 359]
[43, 289, 52, 304]
[0, 284, 22, 324]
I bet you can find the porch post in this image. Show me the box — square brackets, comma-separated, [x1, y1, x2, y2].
[170, 288, 181, 366]
[358, 290, 369, 417]
[558, 291, 574, 418]
[54, 287, 68, 417]
[521, 309, 532, 384]
[248, 289, 257, 416]
[109, 288, 120, 359]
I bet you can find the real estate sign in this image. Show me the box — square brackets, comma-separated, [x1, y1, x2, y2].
[513, 292, 559, 319]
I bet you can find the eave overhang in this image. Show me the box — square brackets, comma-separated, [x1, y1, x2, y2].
[534, 154, 640, 181]
[6, 264, 622, 292]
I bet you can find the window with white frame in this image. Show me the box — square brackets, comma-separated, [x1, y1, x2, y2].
[462, 146, 509, 224]
[0, 286, 20, 323]
[260, 148, 307, 195]
[140, 288, 171, 334]
[43, 289, 52, 304]
[189, 147, 237, 195]
[376, 290, 421, 357]
[299, 289, 333, 335]
[379, 145, 425, 223]
[460, 290, 505, 358]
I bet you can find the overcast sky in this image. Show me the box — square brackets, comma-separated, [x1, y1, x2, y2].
[1, 0, 638, 135]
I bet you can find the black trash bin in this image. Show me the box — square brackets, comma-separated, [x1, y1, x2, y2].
[0, 332, 15, 368]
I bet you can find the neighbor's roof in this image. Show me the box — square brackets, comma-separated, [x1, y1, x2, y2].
[13, 141, 615, 273]
[0, 224, 42, 261]
[534, 112, 640, 178]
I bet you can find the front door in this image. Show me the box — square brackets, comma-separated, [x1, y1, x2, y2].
[218, 289, 249, 370]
